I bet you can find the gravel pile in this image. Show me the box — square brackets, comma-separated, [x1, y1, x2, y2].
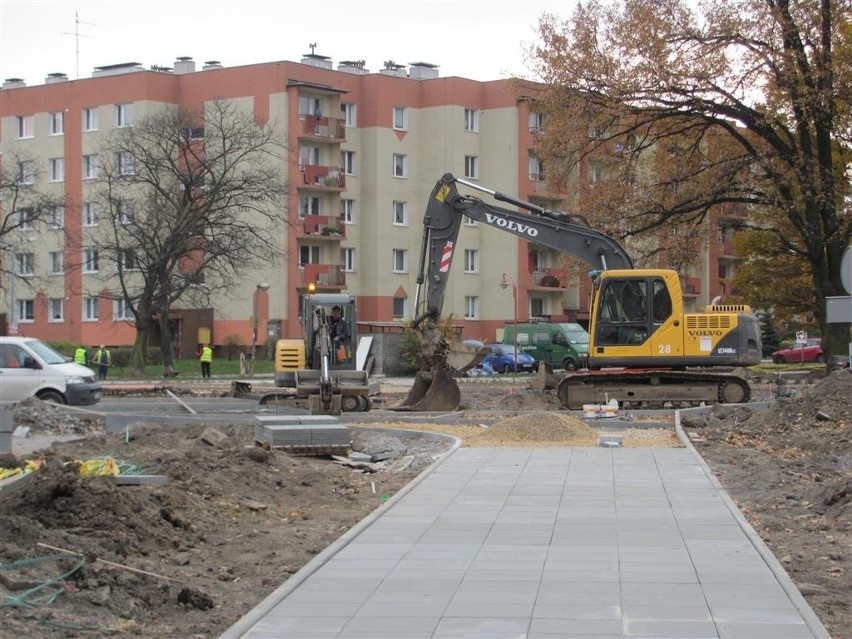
[473, 411, 599, 447]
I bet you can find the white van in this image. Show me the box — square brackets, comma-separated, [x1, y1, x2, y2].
[0, 337, 102, 406]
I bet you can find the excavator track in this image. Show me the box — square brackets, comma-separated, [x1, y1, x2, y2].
[556, 369, 751, 410]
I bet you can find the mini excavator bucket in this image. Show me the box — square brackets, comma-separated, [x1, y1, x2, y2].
[531, 361, 561, 391]
[396, 369, 461, 412]
[445, 341, 487, 373]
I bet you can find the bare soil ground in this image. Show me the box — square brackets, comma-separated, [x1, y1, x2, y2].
[0, 371, 849, 639]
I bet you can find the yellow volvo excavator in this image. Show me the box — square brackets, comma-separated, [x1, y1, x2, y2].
[400, 174, 762, 411]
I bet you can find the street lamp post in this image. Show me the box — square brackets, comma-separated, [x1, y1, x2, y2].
[500, 273, 518, 373]
[249, 282, 271, 376]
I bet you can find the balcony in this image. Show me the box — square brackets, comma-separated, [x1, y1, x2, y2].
[300, 264, 346, 289]
[302, 215, 345, 240]
[530, 267, 566, 289]
[300, 115, 345, 142]
[299, 165, 346, 191]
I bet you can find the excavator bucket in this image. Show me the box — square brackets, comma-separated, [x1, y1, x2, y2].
[395, 369, 461, 412]
[531, 361, 561, 391]
[445, 341, 487, 373]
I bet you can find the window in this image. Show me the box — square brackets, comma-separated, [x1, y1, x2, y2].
[392, 153, 407, 178]
[16, 115, 34, 138]
[392, 249, 408, 273]
[298, 245, 320, 267]
[588, 124, 606, 139]
[83, 202, 99, 227]
[341, 247, 356, 272]
[17, 299, 34, 322]
[393, 296, 406, 319]
[49, 298, 64, 322]
[18, 208, 35, 230]
[589, 162, 604, 184]
[83, 107, 99, 131]
[340, 103, 356, 127]
[115, 152, 135, 176]
[392, 201, 408, 226]
[48, 205, 64, 229]
[299, 145, 321, 167]
[528, 112, 544, 132]
[116, 200, 133, 225]
[115, 103, 134, 127]
[464, 155, 479, 179]
[530, 297, 545, 318]
[464, 108, 479, 132]
[393, 106, 408, 130]
[49, 111, 64, 135]
[84, 297, 99, 321]
[48, 158, 65, 182]
[299, 196, 322, 218]
[14, 253, 35, 276]
[529, 154, 544, 182]
[83, 154, 98, 179]
[114, 298, 133, 320]
[298, 96, 322, 117]
[83, 248, 99, 273]
[341, 150, 355, 175]
[464, 296, 479, 319]
[17, 161, 35, 184]
[340, 198, 356, 224]
[117, 249, 136, 271]
[49, 251, 64, 274]
[463, 249, 479, 273]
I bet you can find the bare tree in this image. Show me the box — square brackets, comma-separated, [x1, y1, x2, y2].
[528, 0, 851, 355]
[1, 151, 64, 330]
[90, 100, 288, 372]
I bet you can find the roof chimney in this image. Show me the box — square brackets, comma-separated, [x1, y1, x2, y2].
[45, 72, 69, 84]
[2, 78, 27, 89]
[174, 56, 196, 74]
[202, 60, 223, 70]
[338, 60, 369, 75]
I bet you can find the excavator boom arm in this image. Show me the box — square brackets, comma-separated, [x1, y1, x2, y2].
[414, 174, 633, 324]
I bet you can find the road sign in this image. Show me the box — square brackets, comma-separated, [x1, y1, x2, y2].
[796, 331, 807, 344]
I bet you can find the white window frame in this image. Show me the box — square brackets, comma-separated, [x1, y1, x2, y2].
[49, 111, 64, 135]
[83, 107, 99, 131]
[528, 111, 544, 133]
[115, 152, 135, 176]
[341, 103, 356, 127]
[341, 150, 355, 175]
[83, 202, 99, 227]
[392, 296, 406, 319]
[83, 248, 99, 274]
[84, 297, 99, 321]
[14, 252, 35, 276]
[17, 299, 35, 322]
[464, 296, 479, 320]
[16, 115, 34, 138]
[392, 248, 408, 273]
[341, 247, 356, 272]
[299, 195, 322, 219]
[392, 201, 408, 226]
[116, 200, 133, 225]
[464, 155, 479, 179]
[115, 103, 134, 128]
[114, 298, 134, 321]
[298, 244, 321, 267]
[392, 106, 408, 131]
[463, 249, 478, 274]
[298, 96, 322, 118]
[49, 157, 65, 182]
[18, 208, 35, 230]
[17, 161, 35, 185]
[530, 296, 545, 318]
[529, 154, 544, 182]
[83, 154, 98, 179]
[392, 153, 407, 178]
[464, 108, 479, 133]
[48, 298, 64, 322]
[48, 205, 65, 229]
[49, 251, 64, 274]
[117, 248, 136, 271]
[589, 162, 604, 184]
[340, 198, 356, 224]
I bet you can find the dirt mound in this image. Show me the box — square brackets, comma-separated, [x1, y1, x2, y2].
[10, 397, 104, 436]
[472, 411, 598, 447]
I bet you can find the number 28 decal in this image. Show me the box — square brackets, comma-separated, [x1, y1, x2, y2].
[658, 344, 672, 354]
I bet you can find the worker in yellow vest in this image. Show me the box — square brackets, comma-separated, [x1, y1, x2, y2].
[74, 345, 87, 366]
[199, 344, 213, 379]
[93, 344, 111, 380]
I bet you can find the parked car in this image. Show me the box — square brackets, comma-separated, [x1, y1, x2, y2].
[771, 338, 824, 364]
[483, 344, 537, 373]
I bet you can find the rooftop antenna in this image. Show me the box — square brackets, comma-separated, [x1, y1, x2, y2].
[309, 42, 317, 55]
[61, 11, 96, 79]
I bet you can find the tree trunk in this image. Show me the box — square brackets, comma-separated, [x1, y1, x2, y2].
[130, 329, 148, 374]
[159, 312, 176, 375]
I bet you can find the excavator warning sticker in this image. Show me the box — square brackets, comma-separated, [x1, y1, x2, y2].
[439, 241, 454, 272]
[436, 185, 451, 202]
[700, 336, 712, 351]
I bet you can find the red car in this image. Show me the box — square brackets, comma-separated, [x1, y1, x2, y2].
[771, 338, 825, 364]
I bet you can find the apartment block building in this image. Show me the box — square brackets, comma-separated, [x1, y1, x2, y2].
[0, 52, 739, 354]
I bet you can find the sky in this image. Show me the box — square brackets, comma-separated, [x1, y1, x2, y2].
[0, 0, 576, 87]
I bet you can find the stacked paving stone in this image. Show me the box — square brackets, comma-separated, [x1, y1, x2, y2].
[254, 415, 350, 456]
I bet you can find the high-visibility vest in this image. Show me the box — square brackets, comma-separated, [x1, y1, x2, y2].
[95, 349, 111, 365]
[74, 348, 87, 365]
[200, 346, 213, 363]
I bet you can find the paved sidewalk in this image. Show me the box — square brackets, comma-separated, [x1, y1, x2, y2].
[220, 440, 830, 639]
